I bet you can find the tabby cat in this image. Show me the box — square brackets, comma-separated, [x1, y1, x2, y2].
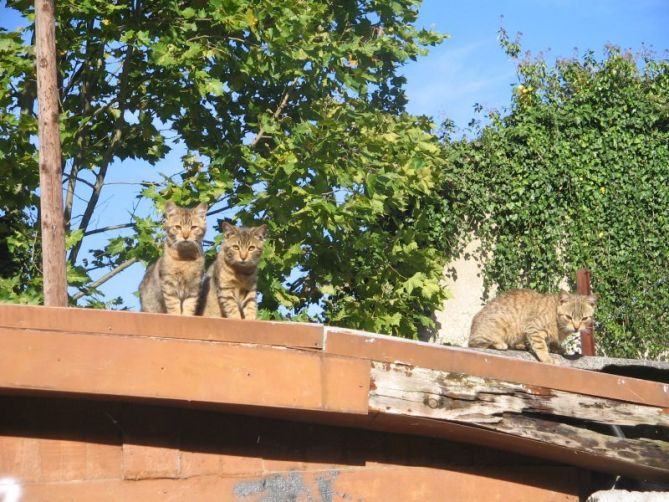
[139, 202, 207, 315]
[197, 222, 267, 319]
[468, 288, 596, 363]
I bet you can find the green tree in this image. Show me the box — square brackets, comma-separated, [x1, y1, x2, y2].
[454, 34, 669, 359]
[0, 0, 461, 338]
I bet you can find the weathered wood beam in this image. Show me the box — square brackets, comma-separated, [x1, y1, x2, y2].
[325, 328, 669, 407]
[370, 363, 669, 427]
[492, 414, 668, 471]
[370, 362, 669, 473]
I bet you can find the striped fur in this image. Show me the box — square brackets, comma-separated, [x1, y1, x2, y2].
[139, 202, 207, 315]
[468, 288, 596, 363]
[198, 222, 267, 319]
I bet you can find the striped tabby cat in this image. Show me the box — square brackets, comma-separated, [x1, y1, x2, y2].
[198, 222, 267, 319]
[468, 288, 596, 363]
[139, 202, 207, 315]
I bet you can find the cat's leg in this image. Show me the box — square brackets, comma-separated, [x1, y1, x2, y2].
[217, 287, 243, 319]
[163, 295, 182, 314]
[160, 282, 182, 314]
[241, 291, 257, 320]
[525, 330, 554, 363]
[181, 296, 199, 316]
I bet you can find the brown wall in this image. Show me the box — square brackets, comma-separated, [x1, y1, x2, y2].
[0, 395, 586, 501]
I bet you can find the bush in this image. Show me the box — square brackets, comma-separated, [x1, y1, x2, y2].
[452, 38, 669, 360]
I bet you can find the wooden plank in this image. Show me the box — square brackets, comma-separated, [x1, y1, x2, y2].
[0, 304, 323, 350]
[370, 362, 669, 475]
[0, 327, 368, 414]
[15, 466, 583, 501]
[369, 363, 669, 427]
[35, 0, 67, 306]
[325, 327, 669, 408]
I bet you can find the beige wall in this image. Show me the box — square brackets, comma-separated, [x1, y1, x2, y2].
[432, 240, 488, 347]
[433, 240, 574, 347]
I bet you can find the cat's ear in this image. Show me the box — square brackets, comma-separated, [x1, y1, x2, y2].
[194, 202, 208, 218]
[253, 224, 268, 241]
[220, 221, 237, 238]
[164, 201, 178, 216]
[558, 290, 571, 304]
[585, 294, 598, 306]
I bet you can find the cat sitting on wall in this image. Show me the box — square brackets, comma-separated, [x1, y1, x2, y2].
[139, 202, 207, 315]
[197, 222, 267, 320]
[468, 288, 597, 363]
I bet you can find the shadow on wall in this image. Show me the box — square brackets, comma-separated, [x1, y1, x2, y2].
[0, 394, 590, 495]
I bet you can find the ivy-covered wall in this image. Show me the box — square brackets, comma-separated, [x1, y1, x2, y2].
[448, 40, 669, 360]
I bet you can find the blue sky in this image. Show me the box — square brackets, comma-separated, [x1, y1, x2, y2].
[404, 0, 669, 128]
[1, 0, 667, 310]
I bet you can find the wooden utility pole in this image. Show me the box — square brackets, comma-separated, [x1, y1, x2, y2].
[576, 268, 595, 356]
[35, 0, 67, 306]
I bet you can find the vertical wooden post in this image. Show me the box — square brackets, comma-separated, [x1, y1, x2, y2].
[35, 0, 67, 306]
[576, 268, 595, 356]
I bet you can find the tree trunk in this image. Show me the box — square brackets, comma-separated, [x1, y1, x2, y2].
[35, 0, 67, 306]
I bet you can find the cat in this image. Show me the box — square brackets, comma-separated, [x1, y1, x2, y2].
[139, 202, 207, 315]
[468, 288, 596, 363]
[197, 222, 267, 320]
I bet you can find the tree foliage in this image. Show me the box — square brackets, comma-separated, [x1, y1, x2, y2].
[0, 0, 463, 338]
[453, 34, 669, 359]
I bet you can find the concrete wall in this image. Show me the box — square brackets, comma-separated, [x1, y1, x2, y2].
[433, 240, 488, 347]
[433, 239, 572, 348]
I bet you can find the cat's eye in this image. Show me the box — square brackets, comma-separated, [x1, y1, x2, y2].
[565, 315, 572, 320]
[233, 245, 240, 250]
[248, 246, 256, 251]
[174, 225, 181, 230]
[582, 316, 590, 321]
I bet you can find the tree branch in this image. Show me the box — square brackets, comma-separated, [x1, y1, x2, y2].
[84, 222, 137, 236]
[62, 172, 95, 190]
[206, 202, 233, 217]
[64, 19, 101, 229]
[249, 82, 295, 148]
[71, 257, 139, 302]
[68, 40, 136, 265]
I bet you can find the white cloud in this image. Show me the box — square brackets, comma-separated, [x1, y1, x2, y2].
[402, 40, 517, 127]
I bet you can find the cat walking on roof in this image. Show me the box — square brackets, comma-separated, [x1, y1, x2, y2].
[197, 222, 267, 320]
[139, 202, 207, 315]
[468, 288, 597, 364]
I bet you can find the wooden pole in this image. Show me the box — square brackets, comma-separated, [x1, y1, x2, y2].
[576, 268, 595, 356]
[35, 0, 67, 306]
